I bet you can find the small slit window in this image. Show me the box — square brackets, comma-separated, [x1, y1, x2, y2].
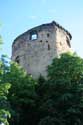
[40, 40, 42, 42]
[66, 37, 71, 47]
[48, 44, 50, 50]
[46, 41, 48, 43]
[30, 31, 38, 40]
[15, 56, 20, 64]
[47, 33, 50, 37]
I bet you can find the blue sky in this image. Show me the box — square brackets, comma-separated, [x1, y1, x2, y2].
[0, 0, 83, 58]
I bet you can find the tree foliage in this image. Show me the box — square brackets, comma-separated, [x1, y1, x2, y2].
[38, 53, 83, 125]
[6, 62, 38, 125]
[0, 43, 11, 125]
[1, 48, 83, 125]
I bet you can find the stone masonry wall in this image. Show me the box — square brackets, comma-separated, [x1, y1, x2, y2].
[12, 21, 72, 78]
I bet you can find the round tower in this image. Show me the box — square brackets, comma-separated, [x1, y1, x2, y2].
[12, 21, 72, 78]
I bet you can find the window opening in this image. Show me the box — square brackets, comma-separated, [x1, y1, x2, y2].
[46, 41, 48, 43]
[66, 37, 71, 47]
[48, 44, 50, 50]
[15, 56, 20, 64]
[40, 40, 42, 42]
[30, 31, 38, 40]
[47, 33, 50, 37]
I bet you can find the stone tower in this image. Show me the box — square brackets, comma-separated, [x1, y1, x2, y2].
[12, 21, 72, 78]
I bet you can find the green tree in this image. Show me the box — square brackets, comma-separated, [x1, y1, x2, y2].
[1, 50, 83, 125]
[6, 62, 38, 125]
[0, 38, 11, 125]
[38, 53, 83, 125]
